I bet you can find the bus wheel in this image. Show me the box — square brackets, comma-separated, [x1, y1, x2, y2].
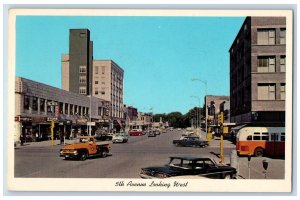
[254, 147, 264, 157]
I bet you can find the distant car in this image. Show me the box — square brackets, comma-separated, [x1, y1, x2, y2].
[173, 136, 209, 148]
[129, 129, 143, 136]
[95, 133, 113, 141]
[154, 130, 161, 135]
[140, 156, 237, 179]
[112, 132, 129, 143]
[148, 131, 156, 137]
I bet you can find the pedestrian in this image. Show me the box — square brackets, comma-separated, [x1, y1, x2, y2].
[20, 134, 24, 146]
[212, 130, 215, 139]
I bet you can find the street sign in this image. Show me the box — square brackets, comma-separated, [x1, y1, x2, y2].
[87, 122, 96, 126]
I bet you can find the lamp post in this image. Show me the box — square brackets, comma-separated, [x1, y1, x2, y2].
[190, 96, 201, 138]
[192, 78, 208, 136]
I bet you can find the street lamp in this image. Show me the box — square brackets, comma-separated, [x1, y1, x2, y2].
[190, 96, 201, 137]
[192, 78, 208, 136]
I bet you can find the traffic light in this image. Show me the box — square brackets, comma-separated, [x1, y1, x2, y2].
[218, 112, 224, 126]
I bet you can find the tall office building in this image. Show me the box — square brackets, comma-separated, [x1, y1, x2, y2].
[229, 17, 286, 125]
[93, 60, 124, 120]
[68, 29, 93, 95]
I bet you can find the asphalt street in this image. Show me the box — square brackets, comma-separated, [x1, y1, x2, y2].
[14, 129, 285, 179]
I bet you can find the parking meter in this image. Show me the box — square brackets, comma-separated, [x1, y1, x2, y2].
[262, 160, 269, 171]
[248, 154, 251, 162]
[247, 154, 251, 179]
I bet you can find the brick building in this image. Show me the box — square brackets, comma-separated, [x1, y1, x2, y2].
[229, 17, 286, 126]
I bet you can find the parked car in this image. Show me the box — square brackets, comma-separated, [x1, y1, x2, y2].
[148, 131, 156, 137]
[154, 130, 161, 135]
[129, 129, 143, 136]
[173, 136, 209, 148]
[112, 132, 129, 143]
[140, 156, 237, 179]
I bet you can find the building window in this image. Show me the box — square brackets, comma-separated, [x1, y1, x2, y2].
[79, 65, 87, 73]
[95, 81, 98, 84]
[257, 83, 276, 100]
[101, 91, 105, 95]
[47, 100, 53, 113]
[65, 103, 69, 114]
[32, 97, 38, 111]
[257, 56, 276, 72]
[101, 66, 105, 74]
[79, 87, 86, 94]
[59, 102, 64, 114]
[257, 29, 275, 45]
[280, 83, 286, 100]
[40, 98, 45, 112]
[102, 82, 105, 85]
[70, 104, 73, 115]
[79, 76, 86, 84]
[80, 32, 86, 37]
[280, 28, 286, 44]
[95, 87, 98, 95]
[95, 66, 99, 74]
[280, 56, 286, 72]
[24, 95, 30, 110]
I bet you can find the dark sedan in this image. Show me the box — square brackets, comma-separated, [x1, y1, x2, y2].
[173, 136, 209, 148]
[148, 131, 156, 137]
[140, 156, 237, 179]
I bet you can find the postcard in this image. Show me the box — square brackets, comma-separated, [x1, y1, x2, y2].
[6, 8, 293, 192]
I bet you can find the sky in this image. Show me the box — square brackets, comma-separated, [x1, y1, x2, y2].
[16, 15, 245, 114]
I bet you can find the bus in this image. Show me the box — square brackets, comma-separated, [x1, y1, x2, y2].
[236, 127, 285, 157]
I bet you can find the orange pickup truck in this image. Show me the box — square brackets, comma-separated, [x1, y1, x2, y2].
[59, 136, 111, 161]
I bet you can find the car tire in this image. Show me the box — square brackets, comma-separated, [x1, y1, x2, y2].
[224, 174, 231, 179]
[79, 151, 87, 161]
[100, 150, 108, 158]
[254, 147, 264, 157]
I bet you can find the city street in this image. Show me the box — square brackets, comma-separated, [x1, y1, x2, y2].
[14, 129, 285, 179]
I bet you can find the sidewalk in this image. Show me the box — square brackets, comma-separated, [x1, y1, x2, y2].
[16, 139, 76, 148]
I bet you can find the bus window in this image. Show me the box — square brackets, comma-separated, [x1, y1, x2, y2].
[247, 135, 252, 140]
[271, 133, 278, 141]
[281, 133, 285, 141]
[253, 132, 261, 140]
[262, 132, 269, 140]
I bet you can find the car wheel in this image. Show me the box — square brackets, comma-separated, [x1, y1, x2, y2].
[79, 151, 87, 161]
[224, 174, 231, 179]
[100, 150, 108, 158]
[254, 147, 264, 157]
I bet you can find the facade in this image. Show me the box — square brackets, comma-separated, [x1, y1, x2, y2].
[15, 77, 108, 145]
[93, 60, 124, 120]
[229, 17, 286, 126]
[68, 29, 93, 95]
[129, 112, 153, 130]
[204, 95, 230, 126]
